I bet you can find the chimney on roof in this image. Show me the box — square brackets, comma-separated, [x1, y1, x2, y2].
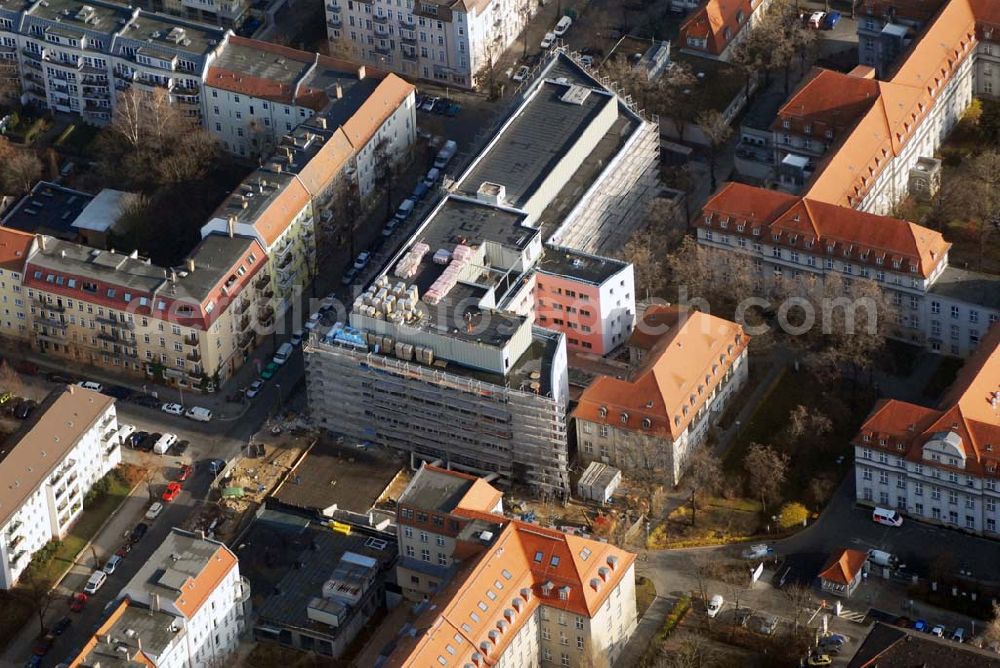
[357, 65, 366, 80]
[187, 258, 196, 273]
[227, 214, 237, 238]
[317, 116, 328, 130]
[170, 269, 176, 283]
[38, 235, 46, 251]
[334, 83, 343, 99]
[151, 593, 160, 612]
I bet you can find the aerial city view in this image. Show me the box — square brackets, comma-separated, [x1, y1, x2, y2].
[0, 0, 997, 664]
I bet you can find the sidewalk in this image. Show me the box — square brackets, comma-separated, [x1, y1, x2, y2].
[614, 594, 673, 668]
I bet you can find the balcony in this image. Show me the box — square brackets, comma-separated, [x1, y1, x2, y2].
[254, 274, 271, 290]
[277, 253, 294, 270]
[236, 298, 251, 315]
[328, 16, 342, 27]
[399, 16, 415, 28]
[257, 288, 274, 302]
[327, 2, 341, 10]
[9, 534, 23, 549]
[238, 331, 255, 349]
[186, 350, 201, 363]
[239, 314, 251, 331]
[185, 333, 200, 346]
[35, 298, 65, 312]
[134, 76, 174, 91]
[236, 576, 252, 604]
[257, 307, 274, 327]
[6, 520, 21, 535]
[373, 12, 388, 22]
[375, 44, 392, 55]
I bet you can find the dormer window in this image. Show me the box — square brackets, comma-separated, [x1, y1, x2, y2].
[598, 406, 607, 418]
[863, 434, 871, 442]
[752, 227, 761, 237]
[825, 129, 833, 139]
[772, 233, 781, 241]
[704, 214, 712, 224]
[642, 418, 652, 429]
[782, 119, 790, 129]
[620, 412, 628, 425]
[804, 124, 812, 135]
[737, 223, 745, 232]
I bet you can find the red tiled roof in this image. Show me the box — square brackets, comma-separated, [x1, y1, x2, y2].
[819, 548, 867, 585]
[679, 0, 754, 56]
[854, 324, 1000, 477]
[0, 227, 34, 272]
[574, 307, 748, 440]
[773, 68, 880, 138]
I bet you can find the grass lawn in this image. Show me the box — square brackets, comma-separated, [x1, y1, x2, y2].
[55, 122, 101, 156]
[26, 471, 132, 589]
[672, 52, 747, 115]
[647, 497, 763, 549]
[635, 575, 657, 618]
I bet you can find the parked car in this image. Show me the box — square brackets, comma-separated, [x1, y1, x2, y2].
[132, 394, 160, 408]
[446, 103, 462, 117]
[540, 32, 556, 49]
[579, 55, 594, 68]
[77, 381, 103, 392]
[422, 168, 441, 189]
[553, 15, 572, 36]
[931, 625, 945, 637]
[741, 543, 774, 560]
[952, 627, 966, 642]
[103, 554, 122, 575]
[32, 633, 55, 656]
[822, 11, 841, 29]
[421, 96, 439, 112]
[808, 11, 826, 28]
[807, 655, 832, 667]
[0, 391, 11, 406]
[913, 619, 928, 632]
[145, 501, 164, 520]
[513, 65, 530, 82]
[162, 482, 182, 502]
[178, 464, 193, 482]
[130, 523, 149, 542]
[160, 402, 184, 416]
[15, 360, 39, 375]
[172, 440, 189, 456]
[706, 594, 724, 618]
[208, 458, 226, 475]
[340, 266, 358, 286]
[353, 251, 371, 271]
[184, 406, 212, 422]
[382, 218, 399, 237]
[48, 372, 75, 384]
[83, 569, 107, 594]
[139, 432, 160, 452]
[260, 361, 279, 380]
[115, 544, 132, 558]
[290, 329, 304, 346]
[52, 616, 72, 636]
[246, 380, 264, 398]
[69, 593, 88, 612]
[759, 615, 779, 635]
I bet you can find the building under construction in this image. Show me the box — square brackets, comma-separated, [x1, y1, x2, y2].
[305, 53, 659, 496]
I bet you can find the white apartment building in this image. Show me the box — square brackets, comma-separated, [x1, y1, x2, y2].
[854, 325, 1000, 536]
[0, 227, 34, 341]
[70, 529, 250, 666]
[0, 0, 230, 125]
[0, 385, 121, 589]
[385, 465, 638, 668]
[573, 306, 750, 485]
[696, 183, 1000, 358]
[326, 0, 539, 88]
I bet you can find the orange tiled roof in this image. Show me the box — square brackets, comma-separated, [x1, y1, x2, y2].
[700, 183, 951, 279]
[773, 68, 881, 137]
[970, 0, 1000, 26]
[854, 324, 1000, 477]
[0, 227, 34, 272]
[573, 307, 748, 441]
[252, 178, 311, 248]
[385, 519, 635, 667]
[679, 0, 754, 56]
[174, 544, 239, 618]
[341, 73, 415, 150]
[819, 548, 868, 585]
[294, 127, 354, 197]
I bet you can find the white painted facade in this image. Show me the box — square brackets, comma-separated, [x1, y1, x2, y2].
[205, 87, 315, 157]
[327, 0, 538, 88]
[575, 350, 749, 485]
[0, 395, 120, 589]
[855, 440, 1000, 536]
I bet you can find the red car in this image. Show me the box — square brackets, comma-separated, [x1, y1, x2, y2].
[177, 464, 193, 482]
[115, 543, 132, 558]
[69, 592, 88, 612]
[162, 481, 182, 502]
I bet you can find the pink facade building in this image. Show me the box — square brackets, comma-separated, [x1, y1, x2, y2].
[533, 247, 635, 356]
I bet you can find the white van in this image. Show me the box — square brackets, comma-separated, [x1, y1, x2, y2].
[185, 406, 213, 422]
[393, 197, 416, 222]
[153, 433, 177, 455]
[116, 423, 136, 447]
[872, 507, 903, 527]
[273, 342, 294, 365]
[84, 569, 107, 594]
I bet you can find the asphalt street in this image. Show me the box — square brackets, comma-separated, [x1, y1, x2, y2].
[0, 350, 304, 667]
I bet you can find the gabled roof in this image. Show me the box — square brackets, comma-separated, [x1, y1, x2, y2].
[818, 548, 867, 585]
[0, 227, 34, 273]
[678, 0, 754, 56]
[573, 307, 748, 440]
[385, 518, 635, 666]
[340, 74, 415, 150]
[854, 324, 1000, 476]
[773, 68, 880, 136]
[848, 621, 1000, 667]
[702, 182, 799, 224]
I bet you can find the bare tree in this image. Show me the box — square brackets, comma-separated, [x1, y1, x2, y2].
[780, 583, 814, 631]
[696, 110, 733, 192]
[18, 571, 58, 637]
[983, 602, 1000, 649]
[685, 446, 723, 527]
[743, 443, 789, 511]
[655, 634, 722, 668]
[782, 404, 833, 445]
[0, 360, 23, 396]
[950, 149, 1000, 271]
[0, 138, 42, 195]
[373, 136, 404, 219]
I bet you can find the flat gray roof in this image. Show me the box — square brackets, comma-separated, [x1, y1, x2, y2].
[536, 246, 627, 286]
[75, 602, 181, 667]
[417, 196, 537, 253]
[929, 267, 1000, 310]
[247, 516, 394, 636]
[398, 465, 477, 513]
[24, 0, 132, 32]
[28, 240, 168, 294]
[176, 233, 258, 303]
[118, 11, 226, 56]
[457, 80, 616, 208]
[2, 182, 93, 240]
[211, 39, 314, 88]
[124, 529, 229, 605]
